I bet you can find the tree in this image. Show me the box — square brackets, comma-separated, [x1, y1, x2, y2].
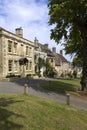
[38, 57, 45, 74]
[48, 0, 87, 90]
[72, 56, 83, 67]
[73, 70, 77, 78]
[44, 59, 57, 77]
[19, 58, 28, 65]
[19, 58, 28, 77]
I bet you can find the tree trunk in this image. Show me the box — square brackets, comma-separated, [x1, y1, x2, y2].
[80, 27, 87, 91]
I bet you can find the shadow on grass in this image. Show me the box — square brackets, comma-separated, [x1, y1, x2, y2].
[9, 77, 80, 95]
[41, 80, 80, 95]
[0, 97, 24, 130]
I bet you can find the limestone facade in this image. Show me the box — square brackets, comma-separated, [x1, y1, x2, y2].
[0, 27, 35, 78]
[34, 37, 47, 76]
[34, 37, 71, 77]
[52, 48, 72, 77]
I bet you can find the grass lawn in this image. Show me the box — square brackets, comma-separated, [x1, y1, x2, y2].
[0, 94, 87, 130]
[40, 79, 81, 94]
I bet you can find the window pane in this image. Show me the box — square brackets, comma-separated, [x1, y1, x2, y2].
[26, 46, 28, 55]
[8, 41, 12, 52]
[14, 43, 17, 53]
[14, 61, 17, 71]
[26, 62, 28, 70]
[8, 60, 12, 71]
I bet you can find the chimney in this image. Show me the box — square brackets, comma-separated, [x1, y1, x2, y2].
[52, 47, 56, 55]
[44, 44, 48, 50]
[15, 27, 23, 37]
[60, 50, 63, 55]
[34, 37, 39, 47]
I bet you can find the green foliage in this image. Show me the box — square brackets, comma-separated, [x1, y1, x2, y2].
[60, 73, 64, 78]
[6, 73, 15, 78]
[6, 74, 21, 78]
[35, 56, 46, 76]
[44, 59, 57, 78]
[19, 58, 28, 65]
[37, 57, 45, 74]
[72, 56, 83, 67]
[48, 0, 87, 44]
[16, 75, 21, 78]
[48, 0, 87, 55]
[36, 72, 41, 77]
[41, 79, 81, 94]
[48, 0, 87, 90]
[73, 70, 77, 78]
[26, 74, 32, 77]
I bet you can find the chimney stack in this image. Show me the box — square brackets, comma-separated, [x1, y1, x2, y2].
[44, 44, 48, 50]
[34, 37, 39, 47]
[60, 50, 63, 55]
[15, 27, 23, 37]
[52, 47, 56, 55]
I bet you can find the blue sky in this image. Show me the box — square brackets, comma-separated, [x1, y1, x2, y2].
[0, 0, 71, 61]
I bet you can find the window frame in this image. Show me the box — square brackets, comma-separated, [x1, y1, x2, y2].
[14, 42, 17, 54]
[8, 60, 12, 72]
[14, 60, 18, 71]
[8, 40, 12, 53]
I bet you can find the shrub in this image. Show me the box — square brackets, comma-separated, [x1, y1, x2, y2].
[6, 73, 15, 78]
[26, 74, 32, 77]
[36, 72, 41, 77]
[73, 70, 77, 78]
[60, 73, 64, 77]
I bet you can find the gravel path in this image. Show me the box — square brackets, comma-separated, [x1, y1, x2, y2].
[0, 78, 87, 110]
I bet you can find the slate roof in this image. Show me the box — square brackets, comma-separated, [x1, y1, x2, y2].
[55, 53, 69, 66]
[35, 41, 69, 65]
[36, 43, 54, 57]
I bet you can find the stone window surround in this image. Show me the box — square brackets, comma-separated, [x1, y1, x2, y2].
[8, 40, 12, 53]
[14, 42, 17, 54]
[8, 60, 13, 72]
[8, 40, 33, 57]
[14, 60, 18, 72]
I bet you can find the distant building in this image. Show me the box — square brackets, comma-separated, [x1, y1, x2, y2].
[34, 37, 71, 77]
[52, 47, 72, 77]
[0, 27, 35, 78]
[34, 37, 47, 76]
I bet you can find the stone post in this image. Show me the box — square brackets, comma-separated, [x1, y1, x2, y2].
[66, 93, 70, 105]
[24, 84, 28, 94]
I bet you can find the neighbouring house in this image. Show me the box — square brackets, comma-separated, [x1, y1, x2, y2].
[37, 41, 55, 68]
[72, 66, 82, 78]
[34, 37, 71, 77]
[34, 37, 47, 76]
[52, 47, 72, 77]
[0, 27, 35, 78]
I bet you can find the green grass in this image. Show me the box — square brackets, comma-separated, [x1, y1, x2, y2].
[41, 79, 81, 94]
[0, 94, 87, 130]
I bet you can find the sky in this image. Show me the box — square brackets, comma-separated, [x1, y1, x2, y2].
[0, 0, 71, 61]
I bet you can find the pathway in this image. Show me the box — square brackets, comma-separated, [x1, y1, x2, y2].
[0, 78, 87, 110]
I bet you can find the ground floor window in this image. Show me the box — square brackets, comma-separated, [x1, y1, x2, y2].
[26, 62, 28, 70]
[14, 61, 18, 71]
[8, 60, 12, 71]
[29, 62, 32, 70]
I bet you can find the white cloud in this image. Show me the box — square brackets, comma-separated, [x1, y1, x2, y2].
[0, 0, 71, 61]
